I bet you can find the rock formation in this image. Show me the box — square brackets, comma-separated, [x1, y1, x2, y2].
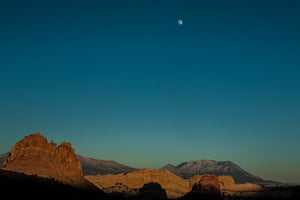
[2, 133, 91, 188]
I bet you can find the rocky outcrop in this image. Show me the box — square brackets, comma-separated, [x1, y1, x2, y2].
[2, 133, 91, 188]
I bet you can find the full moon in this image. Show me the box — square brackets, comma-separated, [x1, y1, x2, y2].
[178, 19, 183, 25]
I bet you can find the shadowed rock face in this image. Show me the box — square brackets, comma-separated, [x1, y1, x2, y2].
[193, 174, 221, 195]
[180, 174, 223, 200]
[2, 133, 90, 188]
[138, 182, 168, 200]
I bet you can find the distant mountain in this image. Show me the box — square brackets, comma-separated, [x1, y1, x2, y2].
[162, 160, 278, 185]
[76, 155, 136, 175]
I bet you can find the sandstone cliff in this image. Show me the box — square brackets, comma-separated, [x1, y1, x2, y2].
[2, 133, 91, 188]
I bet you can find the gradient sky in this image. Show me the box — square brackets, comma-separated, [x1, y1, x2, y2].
[0, 0, 300, 183]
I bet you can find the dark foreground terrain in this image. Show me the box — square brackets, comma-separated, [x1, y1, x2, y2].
[0, 169, 299, 200]
[222, 185, 300, 200]
[0, 169, 106, 200]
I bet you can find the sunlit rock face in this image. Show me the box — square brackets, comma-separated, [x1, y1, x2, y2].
[2, 133, 88, 188]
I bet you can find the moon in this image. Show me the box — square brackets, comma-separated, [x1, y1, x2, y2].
[178, 19, 183, 25]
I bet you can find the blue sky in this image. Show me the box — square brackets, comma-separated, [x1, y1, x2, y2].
[0, 0, 300, 183]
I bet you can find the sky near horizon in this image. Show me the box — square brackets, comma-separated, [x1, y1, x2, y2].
[0, 0, 300, 183]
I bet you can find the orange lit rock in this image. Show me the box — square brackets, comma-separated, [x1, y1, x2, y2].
[3, 133, 85, 187]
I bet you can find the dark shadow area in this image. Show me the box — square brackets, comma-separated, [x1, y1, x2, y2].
[138, 182, 168, 200]
[179, 184, 224, 200]
[0, 169, 106, 200]
[224, 185, 300, 200]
